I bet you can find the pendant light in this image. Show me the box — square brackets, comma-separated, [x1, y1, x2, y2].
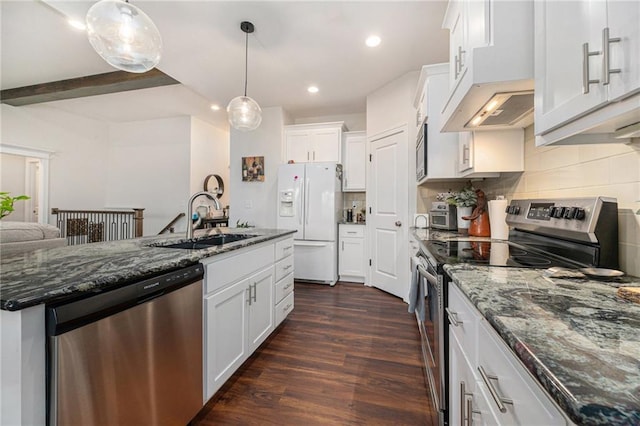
[86, 0, 162, 73]
[227, 21, 262, 132]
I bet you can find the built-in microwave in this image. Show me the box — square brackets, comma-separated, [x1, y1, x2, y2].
[416, 119, 428, 181]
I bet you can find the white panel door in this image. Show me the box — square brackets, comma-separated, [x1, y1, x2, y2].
[368, 128, 408, 300]
[304, 163, 337, 241]
[277, 164, 305, 239]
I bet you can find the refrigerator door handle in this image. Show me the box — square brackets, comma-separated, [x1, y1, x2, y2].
[305, 177, 310, 225]
[297, 180, 303, 225]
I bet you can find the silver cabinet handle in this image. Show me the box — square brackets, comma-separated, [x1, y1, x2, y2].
[454, 54, 460, 79]
[477, 365, 513, 413]
[283, 245, 293, 251]
[458, 45, 465, 72]
[283, 264, 292, 270]
[251, 283, 257, 303]
[313, 151, 316, 161]
[284, 303, 292, 312]
[283, 282, 293, 290]
[342, 241, 344, 250]
[582, 42, 601, 94]
[467, 396, 480, 425]
[446, 307, 463, 327]
[246, 287, 251, 306]
[602, 27, 621, 85]
[307, 152, 310, 161]
[463, 145, 470, 164]
[347, 231, 357, 234]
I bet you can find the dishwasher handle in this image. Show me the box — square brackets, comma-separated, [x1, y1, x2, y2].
[47, 264, 204, 337]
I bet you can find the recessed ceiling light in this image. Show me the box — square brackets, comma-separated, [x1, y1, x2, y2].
[365, 35, 381, 47]
[210, 104, 221, 111]
[68, 19, 86, 31]
[307, 86, 319, 94]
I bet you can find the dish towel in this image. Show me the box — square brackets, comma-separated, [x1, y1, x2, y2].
[408, 256, 426, 321]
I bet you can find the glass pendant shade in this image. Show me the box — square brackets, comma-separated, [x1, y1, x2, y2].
[227, 96, 262, 132]
[86, 0, 162, 73]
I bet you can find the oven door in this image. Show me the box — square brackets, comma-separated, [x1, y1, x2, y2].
[417, 253, 445, 424]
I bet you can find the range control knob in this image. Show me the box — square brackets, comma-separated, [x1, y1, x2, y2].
[513, 206, 520, 214]
[564, 207, 577, 219]
[505, 205, 511, 214]
[574, 208, 586, 220]
[553, 207, 565, 218]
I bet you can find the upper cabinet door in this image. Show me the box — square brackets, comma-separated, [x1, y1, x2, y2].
[534, 1, 608, 134]
[534, 0, 640, 145]
[311, 128, 341, 163]
[285, 130, 312, 163]
[606, 1, 640, 101]
[343, 131, 366, 191]
[284, 122, 344, 163]
[446, 1, 466, 91]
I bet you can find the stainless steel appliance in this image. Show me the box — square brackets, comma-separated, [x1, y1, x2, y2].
[416, 119, 427, 181]
[414, 196, 619, 425]
[46, 264, 204, 426]
[429, 202, 457, 230]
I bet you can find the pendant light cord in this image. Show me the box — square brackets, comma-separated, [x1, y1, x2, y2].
[244, 31, 248, 97]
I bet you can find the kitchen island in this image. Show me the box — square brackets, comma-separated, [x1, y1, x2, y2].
[444, 264, 640, 425]
[0, 228, 295, 425]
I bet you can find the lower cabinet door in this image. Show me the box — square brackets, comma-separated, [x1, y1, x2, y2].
[205, 279, 249, 401]
[248, 267, 275, 353]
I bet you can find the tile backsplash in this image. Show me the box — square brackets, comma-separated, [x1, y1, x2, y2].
[418, 126, 640, 276]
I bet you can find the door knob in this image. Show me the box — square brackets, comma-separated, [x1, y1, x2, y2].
[395, 221, 402, 227]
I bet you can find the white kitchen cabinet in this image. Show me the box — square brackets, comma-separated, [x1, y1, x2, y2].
[415, 64, 460, 182]
[338, 224, 366, 283]
[535, 0, 640, 145]
[342, 131, 366, 191]
[202, 242, 278, 401]
[284, 122, 345, 163]
[448, 284, 567, 426]
[274, 236, 294, 327]
[457, 130, 523, 178]
[441, 0, 534, 132]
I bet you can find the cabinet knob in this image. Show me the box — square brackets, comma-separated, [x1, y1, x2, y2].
[395, 221, 402, 227]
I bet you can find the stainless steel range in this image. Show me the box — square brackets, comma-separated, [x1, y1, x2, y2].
[413, 196, 619, 426]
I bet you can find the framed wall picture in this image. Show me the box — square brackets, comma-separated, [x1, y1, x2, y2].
[242, 156, 265, 182]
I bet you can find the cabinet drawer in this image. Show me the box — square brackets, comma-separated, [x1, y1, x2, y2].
[275, 237, 294, 261]
[275, 291, 294, 327]
[275, 255, 294, 282]
[339, 225, 364, 238]
[205, 244, 274, 294]
[476, 321, 565, 425]
[275, 273, 294, 304]
[447, 284, 480, 366]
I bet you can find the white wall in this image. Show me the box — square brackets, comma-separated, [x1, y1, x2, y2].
[190, 117, 230, 209]
[107, 117, 191, 235]
[229, 107, 287, 228]
[0, 153, 27, 220]
[0, 104, 109, 223]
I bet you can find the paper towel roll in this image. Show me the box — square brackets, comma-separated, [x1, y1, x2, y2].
[488, 199, 509, 240]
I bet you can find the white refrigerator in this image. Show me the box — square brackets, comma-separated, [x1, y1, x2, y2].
[277, 162, 343, 285]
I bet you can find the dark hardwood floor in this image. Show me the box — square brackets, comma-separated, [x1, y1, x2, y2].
[192, 281, 436, 425]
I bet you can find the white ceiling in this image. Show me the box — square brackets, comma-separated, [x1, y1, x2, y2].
[1, 0, 449, 129]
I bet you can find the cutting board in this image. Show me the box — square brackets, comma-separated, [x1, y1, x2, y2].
[617, 287, 640, 304]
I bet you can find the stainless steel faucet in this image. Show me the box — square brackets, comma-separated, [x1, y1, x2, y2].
[186, 191, 222, 239]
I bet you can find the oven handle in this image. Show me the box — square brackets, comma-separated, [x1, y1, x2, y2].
[445, 307, 463, 327]
[417, 264, 437, 285]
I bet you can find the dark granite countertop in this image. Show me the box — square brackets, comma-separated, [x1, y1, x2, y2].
[444, 263, 640, 426]
[0, 228, 295, 311]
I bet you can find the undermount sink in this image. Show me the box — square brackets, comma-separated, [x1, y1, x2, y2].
[153, 233, 258, 250]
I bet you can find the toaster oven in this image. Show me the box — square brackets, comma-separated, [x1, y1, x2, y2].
[429, 202, 457, 230]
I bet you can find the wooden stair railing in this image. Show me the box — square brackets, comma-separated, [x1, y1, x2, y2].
[158, 213, 185, 235]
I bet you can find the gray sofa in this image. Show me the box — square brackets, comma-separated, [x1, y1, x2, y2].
[0, 221, 66, 256]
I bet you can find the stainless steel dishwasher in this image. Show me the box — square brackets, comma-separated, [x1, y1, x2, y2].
[46, 264, 204, 426]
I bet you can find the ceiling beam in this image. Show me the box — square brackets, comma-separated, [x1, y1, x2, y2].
[0, 69, 180, 106]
